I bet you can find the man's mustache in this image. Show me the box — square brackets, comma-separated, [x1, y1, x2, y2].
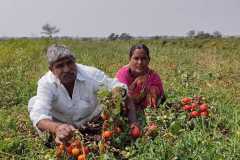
[62, 72, 76, 78]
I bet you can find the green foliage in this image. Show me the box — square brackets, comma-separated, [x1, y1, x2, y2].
[0, 38, 240, 159]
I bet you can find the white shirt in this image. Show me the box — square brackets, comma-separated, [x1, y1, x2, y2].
[28, 64, 127, 130]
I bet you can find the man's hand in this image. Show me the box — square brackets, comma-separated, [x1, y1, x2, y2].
[54, 124, 76, 144]
[112, 87, 127, 101]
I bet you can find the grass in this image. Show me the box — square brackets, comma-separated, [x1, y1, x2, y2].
[0, 37, 240, 159]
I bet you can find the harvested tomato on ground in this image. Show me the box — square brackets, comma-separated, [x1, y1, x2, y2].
[190, 111, 200, 118]
[191, 103, 197, 110]
[183, 105, 192, 111]
[200, 111, 208, 117]
[180, 96, 210, 119]
[181, 97, 192, 104]
[199, 103, 208, 112]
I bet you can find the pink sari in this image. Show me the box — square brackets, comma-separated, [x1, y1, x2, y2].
[115, 65, 164, 108]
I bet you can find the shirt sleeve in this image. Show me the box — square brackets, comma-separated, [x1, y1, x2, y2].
[29, 79, 55, 128]
[93, 69, 127, 92]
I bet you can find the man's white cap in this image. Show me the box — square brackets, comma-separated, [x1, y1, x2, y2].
[47, 44, 75, 66]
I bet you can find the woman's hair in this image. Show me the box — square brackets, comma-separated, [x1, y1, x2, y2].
[129, 44, 150, 59]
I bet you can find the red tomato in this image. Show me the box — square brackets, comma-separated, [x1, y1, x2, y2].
[102, 130, 113, 139]
[183, 105, 192, 111]
[131, 126, 141, 138]
[199, 103, 208, 112]
[200, 111, 208, 117]
[191, 103, 197, 110]
[190, 111, 200, 118]
[181, 97, 192, 104]
[78, 154, 86, 160]
[72, 148, 80, 157]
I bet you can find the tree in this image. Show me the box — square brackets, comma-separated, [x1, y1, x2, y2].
[187, 30, 195, 38]
[195, 31, 212, 38]
[119, 33, 132, 40]
[107, 33, 119, 40]
[41, 23, 60, 37]
[212, 31, 222, 38]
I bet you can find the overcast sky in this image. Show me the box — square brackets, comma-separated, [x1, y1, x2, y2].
[0, 0, 240, 37]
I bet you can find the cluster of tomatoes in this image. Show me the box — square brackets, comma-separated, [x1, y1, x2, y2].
[101, 111, 141, 141]
[101, 112, 113, 139]
[99, 111, 123, 153]
[56, 139, 89, 160]
[181, 96, 209, 118]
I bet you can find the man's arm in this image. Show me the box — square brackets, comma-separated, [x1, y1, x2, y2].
[29, 79, 76, 144]
[37, 119, 62, 134]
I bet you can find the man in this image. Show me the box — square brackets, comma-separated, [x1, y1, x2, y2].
[28, 44, 138, 144]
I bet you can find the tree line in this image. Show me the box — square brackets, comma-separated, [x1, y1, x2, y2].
[40, 24, 223, 40]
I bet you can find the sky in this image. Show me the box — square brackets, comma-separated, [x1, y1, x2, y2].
[0, 0, 240, 37]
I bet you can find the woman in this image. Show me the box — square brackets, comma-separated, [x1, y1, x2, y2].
[116, 44, 165, 110]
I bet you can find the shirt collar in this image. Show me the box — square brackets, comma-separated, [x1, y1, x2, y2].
[76, 71, 86, 81]
[76, 65, 86, 82]
[48, 66, 86, 85]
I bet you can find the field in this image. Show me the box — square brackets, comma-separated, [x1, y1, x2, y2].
[0, 38, 240, 159]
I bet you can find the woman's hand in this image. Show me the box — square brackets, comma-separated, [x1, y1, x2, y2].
[54, 124, 76, 144]
[133, 75, 147, 86]
[128, 75, 148, 103]
[129, 75, 147, 91]
[147, 86, 159, 108]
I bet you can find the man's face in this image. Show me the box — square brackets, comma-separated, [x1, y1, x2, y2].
[50, 57, 77, 85]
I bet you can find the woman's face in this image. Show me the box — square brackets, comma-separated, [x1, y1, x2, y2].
[129, 48, 150, 74]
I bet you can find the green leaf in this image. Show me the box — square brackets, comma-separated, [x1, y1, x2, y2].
[169, 121, 182, 135]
